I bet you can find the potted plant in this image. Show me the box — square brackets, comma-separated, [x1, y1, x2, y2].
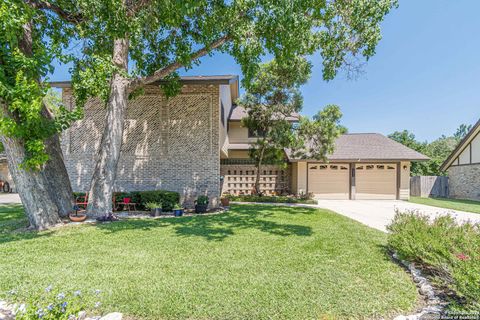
[195, 195, 209, 213]
[146, 202, 162, 217]
[172, 203, 184, 217]
[69, 205, 88, 222]
[220, 194, 230, 207]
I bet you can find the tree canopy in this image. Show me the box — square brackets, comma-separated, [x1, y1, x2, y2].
[388, 124, 472, 176]
[239, 57, 344, 193]
[0, 0, 80, 169]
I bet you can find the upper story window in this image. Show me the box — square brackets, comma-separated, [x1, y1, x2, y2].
[221, 102, 225, 127]
[248, 128, 266, 138]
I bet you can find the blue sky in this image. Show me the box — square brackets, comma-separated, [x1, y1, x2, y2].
[51, 0, 480, 142]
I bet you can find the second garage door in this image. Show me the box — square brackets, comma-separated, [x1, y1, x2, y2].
[355, 164, 397, 200]
[308, 164, 350, 199]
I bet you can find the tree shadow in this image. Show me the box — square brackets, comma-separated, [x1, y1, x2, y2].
[96, 204, 315, 241]
[0, 204, 315, 243]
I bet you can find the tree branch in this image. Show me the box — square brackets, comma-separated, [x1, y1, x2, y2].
[126, 0, 152, 17]
[27, 0, 84, 24]
[128, 35, 230, 90]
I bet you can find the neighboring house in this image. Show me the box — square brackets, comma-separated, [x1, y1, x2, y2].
[1, 74, 427, 205]
[440, 119, 480, 200]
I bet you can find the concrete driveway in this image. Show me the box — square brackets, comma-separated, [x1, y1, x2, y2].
[316, 200, 480, 232]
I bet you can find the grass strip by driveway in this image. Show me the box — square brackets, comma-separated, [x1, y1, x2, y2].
[0, 204, 418, 319]
[409, 196, 480, 214]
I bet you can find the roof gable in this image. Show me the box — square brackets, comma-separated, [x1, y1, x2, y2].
[440, 118, 480, 171]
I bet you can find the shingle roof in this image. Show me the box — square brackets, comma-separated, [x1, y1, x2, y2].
[50, 75, 239, 88]
[228, 105, 300, 121]
[287, 133, 429, 161]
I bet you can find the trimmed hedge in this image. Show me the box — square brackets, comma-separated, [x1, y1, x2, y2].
[74, 190, 180, 212]
[226, 194, 317, 205]
[387, 211, 480, 311]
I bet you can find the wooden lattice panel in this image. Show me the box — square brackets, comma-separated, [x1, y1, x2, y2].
[220, 164, 290, 195]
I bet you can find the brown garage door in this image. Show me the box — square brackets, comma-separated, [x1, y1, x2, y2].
[355, 164, 397, 200]
[308, 164, 350, 199]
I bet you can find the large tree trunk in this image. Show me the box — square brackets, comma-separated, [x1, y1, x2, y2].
[87, 38, 129, 216]
[0, 20, 71, 229]
[1, 135, 61, 230]
[41, 107, 74, 217]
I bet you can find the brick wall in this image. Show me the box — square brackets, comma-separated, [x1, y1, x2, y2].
[61, 84, 221, 207]
[448, 164, 480, 200]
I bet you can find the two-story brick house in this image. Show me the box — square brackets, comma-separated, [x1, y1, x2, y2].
[47, 75, 427, 205]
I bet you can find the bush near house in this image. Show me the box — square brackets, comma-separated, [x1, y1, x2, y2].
[387, 211, 480, 311]
[226, 194, 317, 204]
[74, 190, 180, 212]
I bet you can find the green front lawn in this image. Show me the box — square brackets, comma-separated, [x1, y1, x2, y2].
[0, 204, 418, 319]
[409, 196, 480, 214]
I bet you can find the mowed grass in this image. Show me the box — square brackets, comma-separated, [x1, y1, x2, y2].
[409, 196, 480, 214]
[0, 204, 418, 319]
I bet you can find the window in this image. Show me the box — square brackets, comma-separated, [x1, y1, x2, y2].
[220, 102, 225, 126]
[319, 165, 328, 170]
[376, 165, 385, 170]
[248, 128, 267, 138]
[356, 165, 364, 170]
[366, 165, 374, 170]
[340, 166, 348, 170]
[310, 166, 318, 170]
[387, 165, 395, 170]
[330, 165, 338, 170]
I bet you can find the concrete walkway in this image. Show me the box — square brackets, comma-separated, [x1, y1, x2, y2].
[0, 193, 21, 205]
[316, 199, 480, 232]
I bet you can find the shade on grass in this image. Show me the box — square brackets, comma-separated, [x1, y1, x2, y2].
[409, 196, 480, 214]
[0, 204, 418, 319]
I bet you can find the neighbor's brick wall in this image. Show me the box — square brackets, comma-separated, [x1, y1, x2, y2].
[448, 164, 480, 201]
[61, 84, 221, 207]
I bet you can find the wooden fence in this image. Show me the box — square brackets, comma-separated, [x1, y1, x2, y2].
[410, 176, 449, 198]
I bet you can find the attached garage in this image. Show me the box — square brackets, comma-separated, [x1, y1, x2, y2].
[288, 133, 429, 200]
[354, 164, 397, 200]
[308, 163, 350, 199]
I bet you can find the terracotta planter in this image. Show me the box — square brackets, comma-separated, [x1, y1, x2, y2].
[69, 213, 88, 222]
[220, 197, 230, 207]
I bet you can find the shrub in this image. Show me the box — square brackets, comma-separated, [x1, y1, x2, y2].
[8, 285, 102, 320]
[387, 210, 480, 310]
[137, 190, 179, 211]
[74, 190, 180, 211]
[225, 194, 317, 204]
[195, 195, 209, 205]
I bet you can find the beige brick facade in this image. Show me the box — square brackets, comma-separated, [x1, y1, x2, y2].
[61, 84, 221, 206]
